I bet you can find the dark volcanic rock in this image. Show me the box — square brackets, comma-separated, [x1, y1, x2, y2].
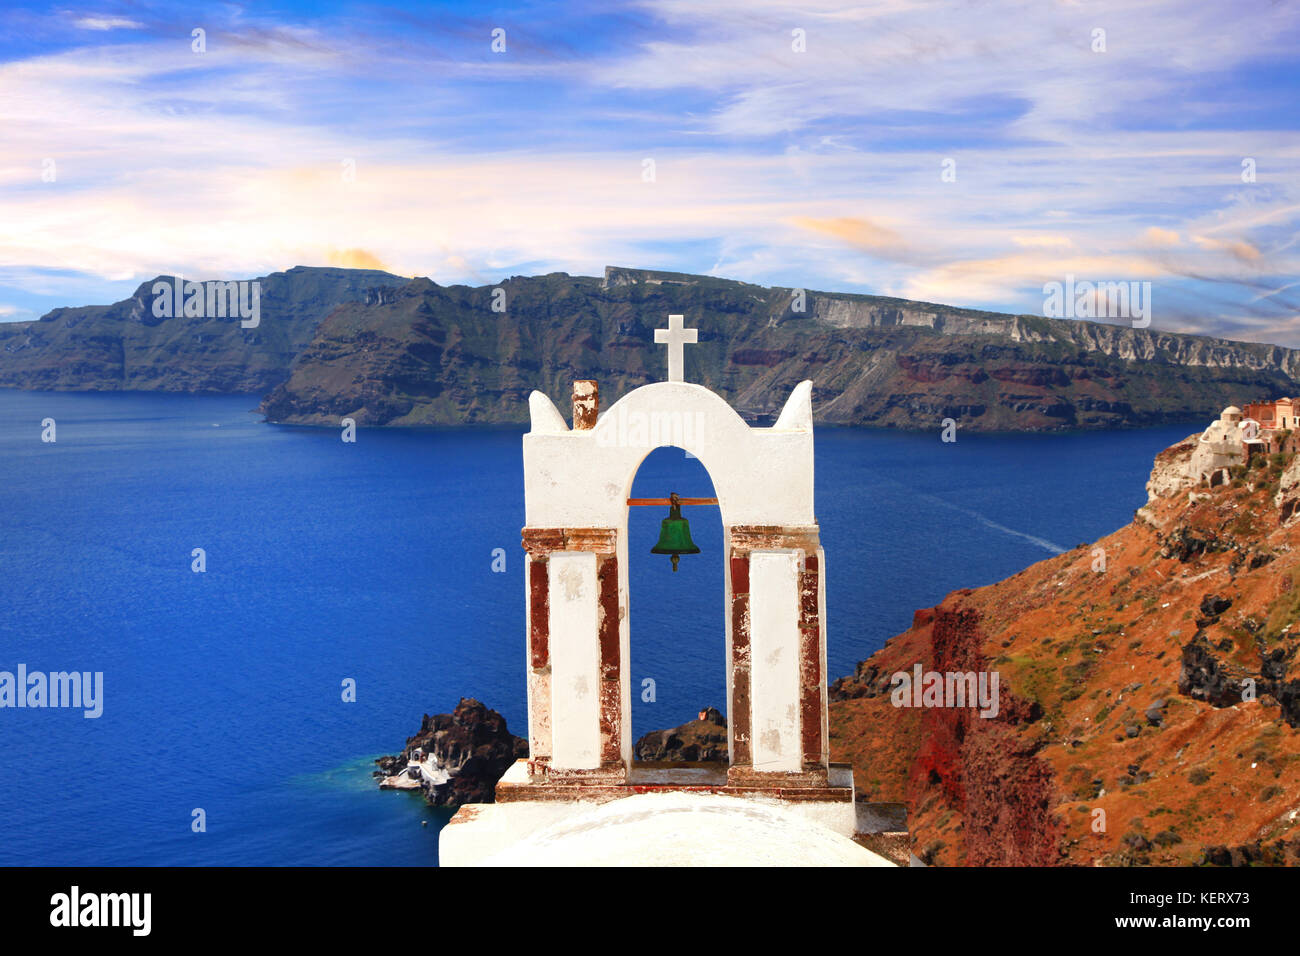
[1177, 636, 1250, 707]
[1200, 838, 1300, 866]
[634, 706, 729, 762]
[374, 697, 527, 808]
[1195, 593, 1233, 627]
[1176, 635, 1300, 728]
[1145, 699, 1166, 726]
[1200, 594, 1233, 619]
[1160, 528, 1231, 562]
[829, 659, 895, 701]
[1271, 678, 1300, 728]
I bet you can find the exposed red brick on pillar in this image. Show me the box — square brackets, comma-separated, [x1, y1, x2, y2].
[520, 542, 557, 776]
[799, 554, 824, 770]
[522, 527, 615, 555]
[521, 528, 566, 553]
[597, 554, 622, 763]
[572, 380, 599, 430]
[729, 551, 752, 766]
[528, 557, 549, 669]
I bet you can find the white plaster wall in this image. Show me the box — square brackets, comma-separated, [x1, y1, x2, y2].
[523, 381, 815, 529]
[748, 551, 802, 772]
[548, 552, 602, 769]
[456, 792, 890, 867]
[778, 795, 859, 838]
[439, 797, 598, 867]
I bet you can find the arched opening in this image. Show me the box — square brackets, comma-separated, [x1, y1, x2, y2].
[625, 446, 726, 761]
[518, 379, 826, 787]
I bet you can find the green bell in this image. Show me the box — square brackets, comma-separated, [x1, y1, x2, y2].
[651, 492, 700, 572]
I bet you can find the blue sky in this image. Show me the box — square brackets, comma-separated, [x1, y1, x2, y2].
[1, 0, 1298, 344]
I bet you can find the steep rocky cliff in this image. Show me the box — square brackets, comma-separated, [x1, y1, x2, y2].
[375, 698, 527, 808]
[260, 266, 1300, 431]
[7, 264, 1300, 432]
[0, 266, 406, 393]
[830, 435, 1300, 865]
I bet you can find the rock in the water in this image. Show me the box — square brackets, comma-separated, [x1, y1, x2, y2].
[634, 707, 729, 762]
[375, 698, 527, 808]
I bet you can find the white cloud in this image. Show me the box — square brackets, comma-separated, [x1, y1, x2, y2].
[73, 17, 143, 31]
[0, 0, 1296, 342]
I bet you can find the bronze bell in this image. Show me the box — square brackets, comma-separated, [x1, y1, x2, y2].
[650, 492, 701, 572]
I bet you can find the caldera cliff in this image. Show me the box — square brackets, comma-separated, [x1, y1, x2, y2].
[4, 264, 1300, 433]
[830, 429, 1300, 865]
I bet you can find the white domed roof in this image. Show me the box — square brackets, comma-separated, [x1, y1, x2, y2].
[478, 791, 894, 867]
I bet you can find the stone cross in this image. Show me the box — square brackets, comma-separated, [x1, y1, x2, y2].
[654, 314, 698, 383]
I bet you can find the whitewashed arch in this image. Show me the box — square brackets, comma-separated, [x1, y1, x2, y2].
[518, 378, 829, 791]
[523, 380, 815, 529]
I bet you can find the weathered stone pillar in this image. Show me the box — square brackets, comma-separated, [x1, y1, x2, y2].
[798, 550, 827, 773]
[726, 525, 828, 788]
[727, 550, 752, 768]
[572, 380, 598, 430]
[521, 527, 626, 783]
[522, 529, 563, 774]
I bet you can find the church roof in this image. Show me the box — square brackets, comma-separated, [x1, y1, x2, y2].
[477, 791, 895, 867]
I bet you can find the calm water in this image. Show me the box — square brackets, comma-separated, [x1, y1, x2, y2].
[0, 390, 1197, 865]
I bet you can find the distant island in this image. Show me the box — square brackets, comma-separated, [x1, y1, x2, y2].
[4, 264, 1300, 432]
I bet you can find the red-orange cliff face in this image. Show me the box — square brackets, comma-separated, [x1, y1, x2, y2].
[830, 436, 1300, 865]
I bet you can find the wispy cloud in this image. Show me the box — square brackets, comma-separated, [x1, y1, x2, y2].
[0, 0, 1296, 345]
[73, 16, 143, 31]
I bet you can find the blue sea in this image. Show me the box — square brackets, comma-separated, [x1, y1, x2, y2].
[0, 390, 1198, 865]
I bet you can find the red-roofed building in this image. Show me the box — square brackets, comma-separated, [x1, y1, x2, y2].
[1240, 397, 1300, 456]
[1243, 397, 1297, 430]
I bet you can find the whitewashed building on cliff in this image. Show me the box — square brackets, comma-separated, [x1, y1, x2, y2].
[440, 315, 895, 866]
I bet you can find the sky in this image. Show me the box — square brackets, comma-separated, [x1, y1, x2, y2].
[0, 0, 1298, 344]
